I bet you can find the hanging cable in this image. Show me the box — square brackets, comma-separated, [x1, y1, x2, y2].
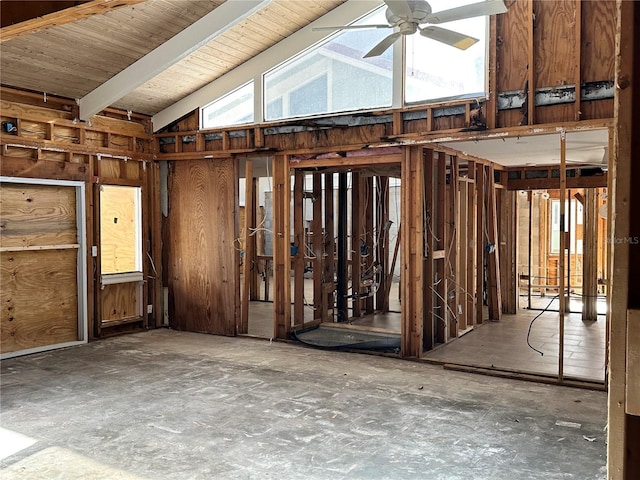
[526, 293, 560, 356]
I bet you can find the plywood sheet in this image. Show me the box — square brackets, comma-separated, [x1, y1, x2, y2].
[534, 0, 577, 89]
[167, 159, 237, 335]
[1, 249, 78, 353]
[496, 0, 529, 92]
[101, 282, 139, 322]
[581, 0, 616, 83]
[100, 185, 138, 274]
[0, 183, 77, 248]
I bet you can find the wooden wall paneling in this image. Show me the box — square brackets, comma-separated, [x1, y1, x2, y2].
[166, 159, 238, 336]
[323, 173, 334, 322]
[527, 0, 536, 125]
[581, 0, 616, 121]
[240, 160, 253, 334]
[475, 163, 485, 324]
[101, 282, 139, 325]
[486, 166, 502, 321]
[401, 146, 425, 357]
[534, 0, 578, 124]
[582, 188, 598, 322]
[293, 169, 305, 327]
[273, 154, 291, 338]
[312, 174, 323, 320]
[351, 171, 362, 318]
[0, 157, 92, 183]
[574, 0, 582, 121]
[0, 183, 77, 248]
[376, 176, 390, 312]
[363, 176, 375, 314]
[1, 249, 78, 353]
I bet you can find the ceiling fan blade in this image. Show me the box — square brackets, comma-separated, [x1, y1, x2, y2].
[364, 32, 402, 58]
[423, 0, 507, 25]
[383, 0, 413, 19]
[420, 25, 478, 49]
[312, 24, 392, 32]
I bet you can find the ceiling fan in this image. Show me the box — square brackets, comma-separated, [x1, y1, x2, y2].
[313, 0, 508, 58]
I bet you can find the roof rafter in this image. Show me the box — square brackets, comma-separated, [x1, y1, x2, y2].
[0, 0, 145, 43]
[152, 0, 382, 131]
[79, 0, 272, 121]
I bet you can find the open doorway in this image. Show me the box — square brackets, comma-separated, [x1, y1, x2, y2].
[517, 188, 608, 316]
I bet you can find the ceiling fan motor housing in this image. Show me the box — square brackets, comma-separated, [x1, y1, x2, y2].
[385, 0, 432, 25]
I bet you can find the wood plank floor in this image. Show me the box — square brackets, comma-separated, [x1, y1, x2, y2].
[426, 310, 606, 383]
[245, 276, 605, 383]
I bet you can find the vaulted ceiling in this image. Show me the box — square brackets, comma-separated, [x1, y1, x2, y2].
[0, 0, 373, 123]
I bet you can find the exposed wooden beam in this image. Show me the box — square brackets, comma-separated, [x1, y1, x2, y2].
[152, 0, 381, 131]
[79, 0, 271, 121]
[0, 0, 145, 43]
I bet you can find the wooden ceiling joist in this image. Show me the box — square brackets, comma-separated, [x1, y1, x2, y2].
[78, 0, 272, 121]
[0, 0, 145, 43]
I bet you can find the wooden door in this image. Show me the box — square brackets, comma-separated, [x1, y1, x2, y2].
[166, 159, 238, 335]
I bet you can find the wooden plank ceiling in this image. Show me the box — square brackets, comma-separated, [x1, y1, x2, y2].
[0, 0, 347, 115]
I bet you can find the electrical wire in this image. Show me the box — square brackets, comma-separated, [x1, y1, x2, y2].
[526, 293, 560, 356]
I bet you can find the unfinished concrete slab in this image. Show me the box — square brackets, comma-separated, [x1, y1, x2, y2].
[1, 330, 606, 479]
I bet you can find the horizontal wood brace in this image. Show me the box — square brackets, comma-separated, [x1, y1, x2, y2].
[100, 316, 144, 328]
[0, 244, 79, 252]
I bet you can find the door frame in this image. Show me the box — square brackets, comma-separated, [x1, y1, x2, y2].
[0, 176, 88, 359]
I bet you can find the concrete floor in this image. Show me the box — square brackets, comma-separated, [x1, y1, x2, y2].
[1, 330, 606, 479]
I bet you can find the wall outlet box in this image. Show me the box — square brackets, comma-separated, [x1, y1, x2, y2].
[147, 304, 153, 314]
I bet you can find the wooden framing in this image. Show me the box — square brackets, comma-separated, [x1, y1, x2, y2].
[608, 1, 640, 477]
[293, 169, 305, 328]
[558, 130, 567, 381]
[401, 147, 426, 357]
[475, 163, 486, 325]
[1, 0, 623, 420]
[351, 171, 362, 318]
[312, 175, 323, 320]
[486, 165, 502, 321]
[240, 159, 254, 334]
[272, 154, 291, 339]
[582, 188, 598, 321]
[377, 176, 390, 312]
